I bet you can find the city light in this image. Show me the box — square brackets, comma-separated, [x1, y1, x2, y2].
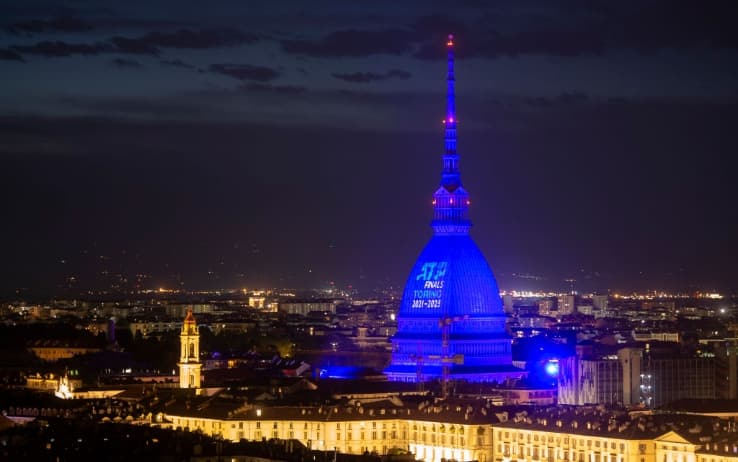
[544, 360, 559, 377]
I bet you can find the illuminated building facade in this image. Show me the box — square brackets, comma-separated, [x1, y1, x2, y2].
[494, 420, 657, 462]
[161, 400, 495, 462]
[492, 410, 738, 462]
[27, 342, 102, 362]
[158, 401, 729, 462]
[178, 310, 202, 391]
[385, 35, 522, 383]
[279, 299, 338, 316]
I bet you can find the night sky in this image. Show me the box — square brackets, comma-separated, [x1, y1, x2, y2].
[1, 1, 737, 296]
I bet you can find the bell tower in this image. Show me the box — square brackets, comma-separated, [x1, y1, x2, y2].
[178, 309, 202, 391]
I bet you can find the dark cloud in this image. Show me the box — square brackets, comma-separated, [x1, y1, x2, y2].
[111, 58, 143, 68]
[134, 28, 259, 49]
[10, 28, 254, 59]
[242, 83, 308, 94]
[0, 48, 24, 61]
[94, 18, 196, 30]
[160, 59, 195, 69]
[524, 92, 589, 108]
[109, 36, 160, 55]
[5, 17, 93, 35]
[332, 69, 412, 83]
[209, 63, 279, 82]
[89, 29, 258, 58]
[11, 38, 160, 57]
[557, 92, 589, 105]
[52, 96, 198, 118]
[12, 40, 110, 57]
[101, 29, 258, 58]
[282, 29, 415, 57]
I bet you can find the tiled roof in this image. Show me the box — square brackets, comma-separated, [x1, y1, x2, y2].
[164, 394, 503, 425]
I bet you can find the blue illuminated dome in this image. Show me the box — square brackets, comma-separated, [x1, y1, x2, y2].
[401, 236, 505, 319]
[385, 35, 524, 384]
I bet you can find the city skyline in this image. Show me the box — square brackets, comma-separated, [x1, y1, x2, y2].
[2, 1, 738, 295]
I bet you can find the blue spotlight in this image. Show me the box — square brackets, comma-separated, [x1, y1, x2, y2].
[544, 360, 559, 377]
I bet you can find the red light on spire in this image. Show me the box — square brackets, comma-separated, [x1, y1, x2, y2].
[447, 34, 454, 47]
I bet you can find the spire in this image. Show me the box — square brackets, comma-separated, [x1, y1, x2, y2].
[441, 34, 459, 189]
[432, 34, 471, 236]
[182, 309, 197, 335]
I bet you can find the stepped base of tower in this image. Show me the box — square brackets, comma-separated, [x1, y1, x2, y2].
[386, 332, 526, 383]
[384, 363, 525, 383]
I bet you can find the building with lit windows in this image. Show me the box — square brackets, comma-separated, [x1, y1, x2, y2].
[27, 340, 102, 362]
[279, 299, 339, 316]
[558, 345, 716, 407]
[385, 35, 523, 384]
[557, 295, 576, 316]
[160, 398, 495, 462]
[592, 295, 608, 312]
[492, 407, 738, 462]
[156, 400, 738, 462]
[494, 418, 657, 462]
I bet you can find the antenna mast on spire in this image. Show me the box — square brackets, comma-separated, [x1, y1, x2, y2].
[443, 34, 458, 181]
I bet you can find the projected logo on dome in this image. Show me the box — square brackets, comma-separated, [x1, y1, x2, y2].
[411, 261, 448, 309]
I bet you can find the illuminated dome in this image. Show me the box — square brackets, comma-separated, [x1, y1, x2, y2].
[385, 232, 516, 381]
[399, 235, 505, 319]
[385, 36, 524, 384]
